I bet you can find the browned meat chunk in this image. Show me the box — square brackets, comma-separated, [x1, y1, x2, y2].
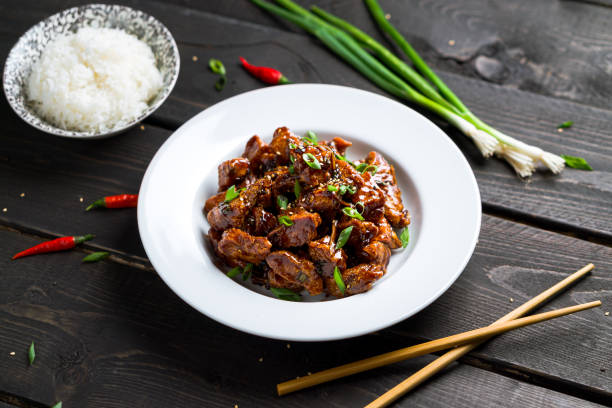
[334, 159, 384, 221]
[361, 241, 391, 267]
[243, 134, 277, 174]
[269, 126, 302, 163]
[372, 214, 402, 249]
[366, 151, 410, 228]
[204, 191, 225, 213]
[291, 143, 333, 186]
[247, 206, 278, 236]
[308, 235, 347, 278]
[298, 185, 339, 218]
[264, 166, 296, 198]
[330, 137, 352, 156]
[218, 158, 250, 192]
[343, 263, 385, 295]
[268, 270, 303, 292]
[268, 209, 322, 248]
[217, 228, 272, 267]
[337, 218, 379, 249]
[266, 250, 323, 295]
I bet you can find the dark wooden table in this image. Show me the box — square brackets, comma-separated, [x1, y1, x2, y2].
[1, 1, 611, 407]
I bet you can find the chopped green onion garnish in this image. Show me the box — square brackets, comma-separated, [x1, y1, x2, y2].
[302, 130, 318, 145]
[356, 163, 377, 174]
[278, 215, 294, 227]
[336, 226, 353, 249]
[355, 163, 368, 172]
[277, 195, 289, 210]
[561, 155, 592, 171]
[294, 179, 301, 199]
[327, 185, 338, 192]
[333, 266, 346, 295]
[208, 58, 226, 75]
[270, 287, 302, 301]
[289, 164, 295, 174]
[28, 341, 35, 365]
[342, 206, 364, 221]
[558, 121, 573, 129]
[51, 403, 62, 408]
[400, 227, 410, 248]
[225, 185, 239, 202]
[338, 185, 347, 195]
[355, 201, 365, 214]
[82, 251, 110, 263]
[289, 143, 297, 149]
[227, 266, 241, 278]
[215, 75, 226, 91]
[242, 263, 253, 281]
[290, 155, 295, 164]
[302, 153, 322, 169]
[346, 185, 357, 194]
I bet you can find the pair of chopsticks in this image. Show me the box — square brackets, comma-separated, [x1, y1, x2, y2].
[277, 263, 598, 407]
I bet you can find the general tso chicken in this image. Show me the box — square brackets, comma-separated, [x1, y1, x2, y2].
[204, 127, 410, 299]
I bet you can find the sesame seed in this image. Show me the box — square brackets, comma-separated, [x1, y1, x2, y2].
[2, 208, 6, 212]
[605, 311, 610, 316]
[235, 405, 238, 408]
[509, 298, 514, 303]
[9, 352, 15, 356]
[307, 372, 312, 376]
[79, 197, 84, 202]
[286, 343, 291, 349]
[192, 56, 198, 62]
[558, 128, 564, 133]
[448, 40, 455, 46]
[20, 193, 25, 198]
[258, 357, 263, 362]
[385, 13, 391, 19]
[140, 125, 145, 131]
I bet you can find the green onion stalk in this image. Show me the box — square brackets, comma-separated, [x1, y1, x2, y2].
[251, 0, 567, 177]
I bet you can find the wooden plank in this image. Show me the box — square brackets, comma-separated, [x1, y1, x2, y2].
[1, 0, 611, 251]
[0, 223, 608, 408]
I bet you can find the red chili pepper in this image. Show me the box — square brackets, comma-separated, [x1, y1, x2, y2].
[12, 234, 94, 260]
[239, 57, 290, 85]
[86, 194, 138, 211]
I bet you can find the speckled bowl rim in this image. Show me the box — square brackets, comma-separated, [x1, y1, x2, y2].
[2, 3, 180, 139]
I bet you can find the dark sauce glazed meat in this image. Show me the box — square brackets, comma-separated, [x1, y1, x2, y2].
[204, 127, 411, 298]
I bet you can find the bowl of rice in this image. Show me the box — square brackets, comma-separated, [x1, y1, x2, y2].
[3, 4, 180, 139]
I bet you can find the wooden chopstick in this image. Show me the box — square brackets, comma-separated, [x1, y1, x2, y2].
[277, 263, 595, 397]
[365, 263, 595, 408]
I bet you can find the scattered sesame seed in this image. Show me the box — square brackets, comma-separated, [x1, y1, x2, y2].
[509, 298, 514, 303]
[79, 197, 84, 202]
[605, 311, 610, 316]
[9, 352, 15, 356]
[384, 13, 391, 19]
[286, 343, 291, 349]
[258, 357, 263, 362]
[140, 125, 145, 131]
[234, 405, 238, 408]
[20, 193, 25, 198]
[307, 372, 312, 376]
[2, 208, 6, 213]
[192, 56, 198, 62]
[448, 40, 455, 46]
[520, 57, 527, 64]
[557, 128, 564, 133]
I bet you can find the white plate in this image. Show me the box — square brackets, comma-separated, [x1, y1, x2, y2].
[138, 84, 481, 341]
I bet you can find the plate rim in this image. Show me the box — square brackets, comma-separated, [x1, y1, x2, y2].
[138, 83, 481, 341]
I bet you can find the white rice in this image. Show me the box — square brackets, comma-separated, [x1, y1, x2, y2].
[26, 27, 163, 133]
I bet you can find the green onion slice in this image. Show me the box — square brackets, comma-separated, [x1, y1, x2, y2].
[227, 266, 241, 278]
[51, 403, 62, 408]
[289, 143, 297, 149]
[271, 287, 302, 301]
[225, 185, 240, 202]
[302, 130, 318, 145]
[294, 180, 301, 199]
[278, 215, 294, 226]
[561, 155, 592, 171]
[558, 121, 573, 129]
[400, 227, 410, 248]
[28, 342, 35, 365]
[208, 58, 226, 75]
[215, 75, 226, 91]
[277, 195, 289, 210]
[346, 185, 357, 194]
[289, 164, 295, 174]
[336, 226, 353, 249]
[327, 185, 338, 192]
[333, 266, 346, 295]
[242, 263, 253, 281]
[355, 201, 365, 214]
[342, 206, 364, 221]
[302, 153, 322, 169]
[338, 185, 347, 195]
[82, 251, 110, 263]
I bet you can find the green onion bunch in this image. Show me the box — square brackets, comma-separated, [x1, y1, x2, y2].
[250, 0, 570, 177]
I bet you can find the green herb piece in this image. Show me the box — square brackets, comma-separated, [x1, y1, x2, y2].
[270, 287, 301, 301]
[561, 155, 592, 171]
[355, 163, 368, 172]
[355, 201, 365, 214]
[355, 163, 377, 174]
[277, 195, 289, 210]
[51, 403, 62, 408]
[294, 180, 301, 199]
[338, 185, 347, 195]
[82, 251, 110, 263]
[227, 266, 241, 278]
[215, 75, 227, 91]
[289, 164, 295, 174]
[242, 263, 253, 281]
[28, 342, 35, 365]
[558, 121, 573, 129]
[333, 266, 346, 295]
[336, 226, 353, 249]
[302, 153, 322, 169]
[225, 185, 240, 202]
[278, 215, 294, 227]
[290, 155, 296, 164]
[400, 227, 410, 248]
[289, 143, 297, 149]
[346, 185, 357, 194]
[342, 206, 364, 221]
[302, 130, 318, 145]
[334, 152, 345, 160]
[327, 185, 338, 192]
[208, 58, 226, 76]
